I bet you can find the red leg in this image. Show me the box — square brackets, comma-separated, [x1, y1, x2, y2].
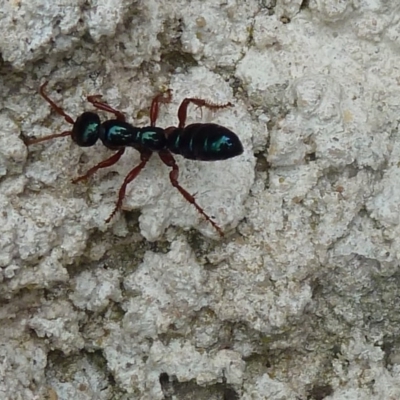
[106, 150, 152, 223]
[40, 81, 75, 125]
[177, 98, 232, 128]
[25, 82, 75, 145]
[72, 149, 125, 183]
[23, 130, 72, 145]
[87, 95, 126, 122]
[150, 89, 173, 126]
[158, 150, 224, 236]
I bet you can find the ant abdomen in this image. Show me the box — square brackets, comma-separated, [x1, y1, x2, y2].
[167, 123, 243, 161]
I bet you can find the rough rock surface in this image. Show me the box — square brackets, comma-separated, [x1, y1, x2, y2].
[1, 0, 399, 399]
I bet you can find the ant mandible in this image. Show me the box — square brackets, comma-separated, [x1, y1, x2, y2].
[24, 82, 244, 236]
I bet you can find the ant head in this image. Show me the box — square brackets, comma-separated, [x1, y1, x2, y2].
[72, 112, 103, 146]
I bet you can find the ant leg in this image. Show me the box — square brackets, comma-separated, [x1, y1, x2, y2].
[40, 82, 75, 125]
[150, 89, 173, 126]
[24, 82, 75, 144]
[177, 98, 233, 128]
[72, 149, 125, 183]
[87, 95, 126, 122]
[158, 150, 224, 236]
[22, 130, 72, 145]
[106, 150, 152, 223]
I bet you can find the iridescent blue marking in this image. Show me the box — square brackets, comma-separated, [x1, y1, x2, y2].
[141, 130, 164, 147]
[141, 131, 157, 142]
[204, 137, 209, 151]
[108, 125, 130, 139]
[189, 136, 194, 152]
[211, 136, 232, 152]
[174, 134, 181, 149]
[84, 122, 99, 141]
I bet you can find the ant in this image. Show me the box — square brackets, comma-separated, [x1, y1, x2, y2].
[24, 82, 244, 236]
